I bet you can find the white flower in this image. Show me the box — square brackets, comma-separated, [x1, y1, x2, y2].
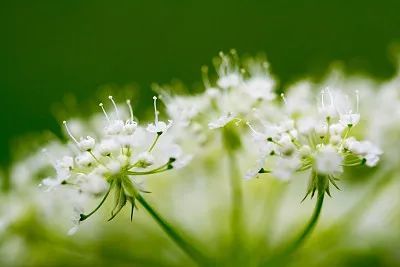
[329, 123, 345, 136]
[335, 90, 360, 127]
[314, 123, 328, 138]
[146, 96, 173, 134]
[339, 113, 360, 127]
[277, 134, 296, 156]
[124, 120, 138, 135]
[105, 120, 125, 135]
[162, 144, 193, 169]
[271, 156, 301, 181]
[135, 152, 155, 168]
[67, 206, 84, 236]
[98, 139, 120, 156]
[75, 152, 95, 168]
[344, 138, 382, 167]
[77, 136, 96, 151]
[63, 121, 96, 152]
[318, 88, 338, 119]
[208, 112, 237, 129]
[216, 51, 241, 89]
[217, 73, 241, 89]
[297, 117, 317, 135]
[284, 81, 313, 115]
[40, 154, 74, 191]
[243, 76, 275, 100]
[314, 145, 343, 175]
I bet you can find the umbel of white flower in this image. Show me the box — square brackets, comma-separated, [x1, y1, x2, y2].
[246, 88, 382, 199]
[42, 96, 182, 228]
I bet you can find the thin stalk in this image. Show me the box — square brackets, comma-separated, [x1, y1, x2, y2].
[136, 194, 210, 266]
[148, 133, 161, 152]
[286, 192, 324, 254]
[80, 181, 113, 221]
[228, 152, 244, 257]
[286, 168, 394, 265]
[263, 192, 325, 266]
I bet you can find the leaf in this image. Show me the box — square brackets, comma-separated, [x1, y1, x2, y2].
[328, 176, 341, 190]
[122, 176, 138, 198]
[108, 185, 127, 221]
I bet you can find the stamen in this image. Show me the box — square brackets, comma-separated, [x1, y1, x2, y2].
[233, 117, 242, 126]
[63, 121, 79, 145]
[153, 96, 159, 126]
[326, 87, 334, 105]
[355, 90, 359, 112]
[218, 51, 229, 75]
[246, 121, 259, 134]
[344, 94, 352, 114]
[320, 90, 325, 108]
[126, 99, 134, 122]
[99, 103, 110, 121]
[230, 49, 239, 64]
[201, 66, 211, 88]
[280, 93, 287, 104]
[262, 61, 269, 70]
[108, 96, 120, 119]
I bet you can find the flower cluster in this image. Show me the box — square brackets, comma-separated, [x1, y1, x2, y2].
[245, 87, 382, 198]
[0, 52, 396, 267]
[42, 96, 190, 232]
[156, 52, 383, 200]
[40, 52, 383, 234]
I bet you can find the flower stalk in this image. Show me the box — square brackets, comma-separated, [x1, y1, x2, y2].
[286, 191, 325, 254]
[228, 151, 244, 252]
[135, 193, 210, 266]
[263, 191, 325, 267]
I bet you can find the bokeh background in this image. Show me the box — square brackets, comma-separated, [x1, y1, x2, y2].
[1, 2, 400, 267]
[1, 0, 400, 166]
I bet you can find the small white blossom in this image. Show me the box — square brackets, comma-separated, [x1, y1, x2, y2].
[314, 145, 343, 175]
[146, 96, 173, 134]
[208, 112, 237, 129]
[271, 156, 301, 181]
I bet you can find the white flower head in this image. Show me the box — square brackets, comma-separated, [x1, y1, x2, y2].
[246, 83, 381, 200]
[314, 145, 343, 175]
[43, 96, 188, 225]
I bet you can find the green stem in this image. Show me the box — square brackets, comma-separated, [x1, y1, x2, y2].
[148, 133, 161, 152]
[263, 192, 325, 266]
[229, 152, 244, 242]
[80, 181, 113, 222]
[286, 192, 324, 254]
[136, 194, 210, 266]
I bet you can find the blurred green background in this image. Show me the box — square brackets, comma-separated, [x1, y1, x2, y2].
[1, 0, 400, 165]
